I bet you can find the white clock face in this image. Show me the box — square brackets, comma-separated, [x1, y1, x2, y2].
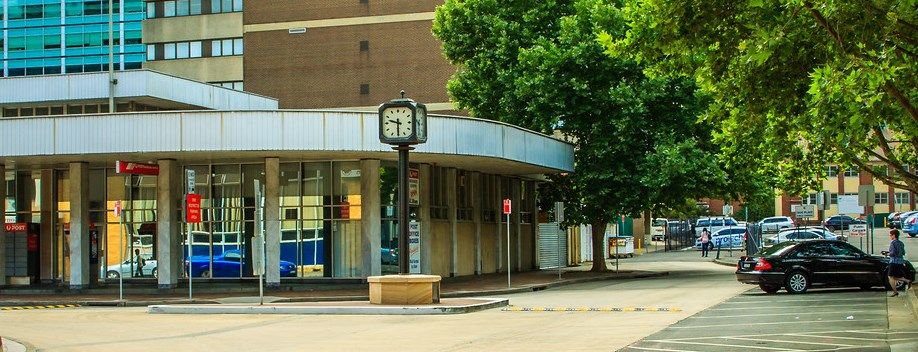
[382, 107, 413, 139]
[416, 107, 427, 141]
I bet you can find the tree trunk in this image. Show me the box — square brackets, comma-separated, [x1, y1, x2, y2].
[591, 222, 608, 272]
[643, 210, 652, 251]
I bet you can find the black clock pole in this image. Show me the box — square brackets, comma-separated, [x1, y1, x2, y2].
[395, 144, 414, 274]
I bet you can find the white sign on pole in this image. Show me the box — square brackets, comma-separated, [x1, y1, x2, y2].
[849, 224, 868, 236]
[838, 195, 864, 215]
[722, 205, 734, 216]
[408, 221, 421, 274]
[858, 185, 876, 207]
[186, 169, 196, 194]
[794, 204, 815, 218]
[252, 235, 266, 276]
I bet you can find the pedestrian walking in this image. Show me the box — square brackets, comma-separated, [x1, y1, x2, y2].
[884, 229, 911, 297]
[700, 228, 710, 258]
[134, 248, 145, 278]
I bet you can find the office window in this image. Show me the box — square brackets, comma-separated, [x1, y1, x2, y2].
[164, 43, 176, 59]
[360, 84, 370, 95]
[875, 192, 889, 204]
[826, 165, 839, 177]
[830, 193, 838, 205]
[896, 192, 911, 205]
[233, 38, 243, 55]
[164, 1, 176, 17]
[190, 41, 202, 57]
[146, 2, 156, 18]
[844, 167, 859, 177]
[146, 44, 156, 60]
[360, 40, 369, 51]
[176, 42, 190, 58]
[212, 0, 242, 13]
[211, 38, 243, 56]
[177, 0, 190, 16]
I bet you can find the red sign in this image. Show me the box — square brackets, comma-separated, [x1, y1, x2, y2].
[340, 201, 350, 220]
[409, 168, 420, 180]
[503, 199, 511, 215]
[114, 200, 122, 217]
[27, 234, 38, 251]
[186, 194, 202, 223]
[116, 161, 160, 175]
[4, 223, 27, 232]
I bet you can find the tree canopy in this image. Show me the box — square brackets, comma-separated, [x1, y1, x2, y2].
[605, 0, 918, 195]
[434, 0, 729, 270]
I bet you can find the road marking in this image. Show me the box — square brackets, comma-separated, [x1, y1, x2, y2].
[787, 333, 913, 342]
[725, 336, 856, 347]
[501, 306, 681, 312]
[689, 309, 880, 319]
[0, 304, 80, 311]
[657, 329, 889, 342]
[643, 339, 794, 351]
[725, 297, 882, 304]
[626, 346, 696, 352]
[668, 318, 885, 329]
[707, 303, 883, 311]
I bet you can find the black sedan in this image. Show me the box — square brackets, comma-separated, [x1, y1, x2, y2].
[822, 215, 866, 231]
[735, 240, 915, 294]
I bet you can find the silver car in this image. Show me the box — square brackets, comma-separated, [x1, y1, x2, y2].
[103, 258, 158, 279]
[758, 216, 794, 232]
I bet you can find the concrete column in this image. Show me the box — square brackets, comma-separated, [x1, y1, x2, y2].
[265, 158, 281, 287]
[470, 171, 482, 275]
[447, 168, 458, 277]
[360, 159, 381, 277]
[39, 170, 54, 283]
[157, 159, 181, 289]
[68, 163, 90, 289]
[0, 164, 6, 285]
[419, 164, 432, 274]
[511, 178, 522, 271]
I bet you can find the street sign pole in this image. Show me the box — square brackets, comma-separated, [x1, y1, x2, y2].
[504, 199, 511, 288]
[115, 200, 123, 301]
[185, 169, 196, 301]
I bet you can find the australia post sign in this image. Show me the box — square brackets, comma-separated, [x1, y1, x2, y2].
[115, 161, 160, 175]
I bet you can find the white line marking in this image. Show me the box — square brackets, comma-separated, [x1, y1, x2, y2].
[626, 346, 697, 352]
[786, 333, 888, 342]
[663, 329, 888, 341]
[725, 336, 855, 347]
[668, 318, 885, 329]
[707, 303, 883, 311]
[643, 339, 794, 351]
[724, 297, 883, 304]
[689, 310, 879, 319]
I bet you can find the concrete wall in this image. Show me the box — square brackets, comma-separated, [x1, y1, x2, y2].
[144, 12, 243, 43]
[144, 56, 243, 83]
[456, 222, 476, 276]
[480, 223, 498, 274]
[430, 221, 451, 277]
[520, 224, 534, 270]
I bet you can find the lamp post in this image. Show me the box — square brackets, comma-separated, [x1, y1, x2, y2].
[378, 91, 428, 274]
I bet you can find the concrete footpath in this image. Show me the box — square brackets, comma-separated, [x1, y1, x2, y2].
[0, 264, 666, 307]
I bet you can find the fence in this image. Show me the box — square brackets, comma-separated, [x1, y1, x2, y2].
[665, 221, 694, 251]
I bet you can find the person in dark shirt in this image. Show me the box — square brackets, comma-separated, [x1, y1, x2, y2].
[883, 230, 911, 297]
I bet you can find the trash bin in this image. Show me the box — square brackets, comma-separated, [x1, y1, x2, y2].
[608, 236, 634, 258]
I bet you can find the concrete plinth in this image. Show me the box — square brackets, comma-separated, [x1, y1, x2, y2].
[368, 274, 441, 305]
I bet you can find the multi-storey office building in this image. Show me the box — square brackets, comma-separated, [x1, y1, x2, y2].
[1, 0, 145, 78]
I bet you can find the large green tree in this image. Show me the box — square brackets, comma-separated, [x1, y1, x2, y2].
[605, 0, 918, 195]
[434, 0, 724, 271]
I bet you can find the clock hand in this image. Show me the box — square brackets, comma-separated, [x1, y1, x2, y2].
[388, 119, 402, 125]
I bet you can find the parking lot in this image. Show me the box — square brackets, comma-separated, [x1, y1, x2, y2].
[622, 288, 918, 351]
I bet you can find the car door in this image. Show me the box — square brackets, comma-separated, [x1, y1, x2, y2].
[827, 242, 878, 285]
[790, 242, 835, 284]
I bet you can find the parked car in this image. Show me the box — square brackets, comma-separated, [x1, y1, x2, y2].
[822, 215, 866, 231]
[186, 250, 297, 278]
[890, 211, 918, 229]
[765, 229, 823, 246]
[694, 217, 739, 237]
[104, 257, 158, 279]
[694, 226, 746, 250]
[800, 226, 847, 242]
[757, 216, 794, 233]
[651, 218, 667, 241]
[888, 212, 901, 228]
[735, 240, 915, 294]
[900, 212, 918, 237]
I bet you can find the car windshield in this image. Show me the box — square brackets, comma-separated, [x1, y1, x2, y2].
[697, 219, 710, 227]
[758, 241, 797, 257]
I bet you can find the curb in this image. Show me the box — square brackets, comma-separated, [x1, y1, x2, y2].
[442, 270, 668, 298]
[713, 258, 738, 267]
[147, 298, 510, 315]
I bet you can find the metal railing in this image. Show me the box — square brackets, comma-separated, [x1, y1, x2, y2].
[664, 221, 694, 251]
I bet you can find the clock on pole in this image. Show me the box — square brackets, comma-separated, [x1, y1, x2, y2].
[378, 91, 428, 274]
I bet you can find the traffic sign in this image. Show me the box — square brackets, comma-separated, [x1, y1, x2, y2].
[722, 205, 734, 216]
[186, 194, 202, 223]
[794, 204, 815, 218]
[186, 169, 196, 194]
[849, 224, 868, 236]
[503, 199, 511, 215]
[858, 185, 875, 207]
[816, 190, 830, 210]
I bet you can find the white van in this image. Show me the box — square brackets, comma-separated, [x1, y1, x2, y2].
[651, 218, 667, 241]
[694, 217, 739, 237]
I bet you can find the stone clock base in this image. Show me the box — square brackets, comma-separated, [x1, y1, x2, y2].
[367, 274, 441, 305]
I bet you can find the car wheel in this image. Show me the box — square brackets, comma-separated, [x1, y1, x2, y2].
[106, 270, 120, 279]
[152, 267, 158, 279]
[759, 284, 780, 294]
[785, 271, 809, 294]
[199, 269, 211, 278]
